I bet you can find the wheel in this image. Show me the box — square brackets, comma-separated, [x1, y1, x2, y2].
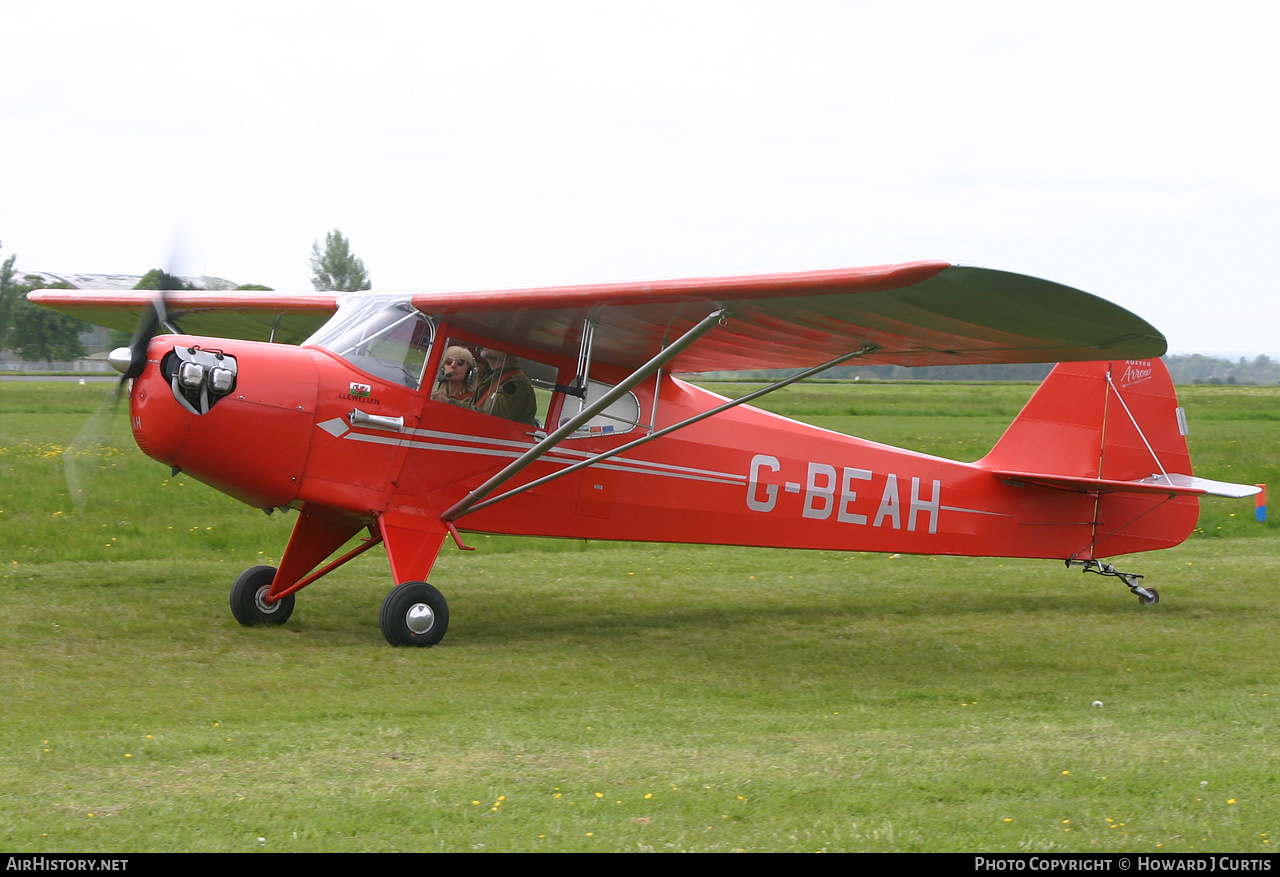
[230, 565, 295, 626]
[380, 581, 449, 647]
[1138, 587, 1160, 606]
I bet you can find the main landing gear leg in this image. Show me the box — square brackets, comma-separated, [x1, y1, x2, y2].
[1068, 559, 1160, 605]
[376, 513, 450, 647]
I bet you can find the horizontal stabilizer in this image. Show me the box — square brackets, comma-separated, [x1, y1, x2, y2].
[993, 469, 1261, 499]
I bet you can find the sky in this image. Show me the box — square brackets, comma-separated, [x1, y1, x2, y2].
[3, 0, 1277, 356]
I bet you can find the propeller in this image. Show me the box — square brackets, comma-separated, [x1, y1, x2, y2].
[64, 288, 176, 512]
[109, 293, 170, 380]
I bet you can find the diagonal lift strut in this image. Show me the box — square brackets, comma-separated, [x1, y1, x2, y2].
[441, 307, 730, 522]
[444, 335, 879, 522]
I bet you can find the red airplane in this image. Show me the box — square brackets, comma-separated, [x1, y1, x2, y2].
[29, 261, 1259, 646]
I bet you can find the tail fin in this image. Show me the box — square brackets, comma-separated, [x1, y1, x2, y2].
[982, 359, 1191, 486]
[979, 359, 1256, 558]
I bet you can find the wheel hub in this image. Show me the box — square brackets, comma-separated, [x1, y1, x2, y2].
[406, 603, 436, 634]
[254, 585, 283, 615]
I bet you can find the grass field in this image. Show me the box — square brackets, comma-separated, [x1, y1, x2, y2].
[2, 379, 1277, 852]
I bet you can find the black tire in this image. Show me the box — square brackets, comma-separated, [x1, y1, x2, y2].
[380, 581, 449, 647]
[230, 565, 295, 626]
[1138, 588, 1160, 606]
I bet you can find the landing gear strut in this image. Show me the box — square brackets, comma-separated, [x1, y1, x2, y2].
[1068, 559, 1160, 605]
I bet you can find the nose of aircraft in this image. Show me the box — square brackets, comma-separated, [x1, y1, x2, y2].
[129, 336, 321, 510]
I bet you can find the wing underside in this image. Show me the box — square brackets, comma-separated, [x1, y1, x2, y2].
[24, 290, 342, 345]
[27, 261, 1166, 371]
[411, 262, 1166, 372]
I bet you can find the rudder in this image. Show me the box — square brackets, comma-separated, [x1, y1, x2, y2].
[982, 359, 1191, 482]
[979, 359, 1199, 558]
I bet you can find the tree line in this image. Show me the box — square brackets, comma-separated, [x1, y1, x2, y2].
[3, 233, 1275, 382]
[0, 245, 83, 362]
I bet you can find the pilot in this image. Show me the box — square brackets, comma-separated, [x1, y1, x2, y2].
[431, 346, 478, 405]
[473, 346, 538, 426]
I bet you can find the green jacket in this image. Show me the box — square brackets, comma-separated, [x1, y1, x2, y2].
[474, 364, 538, 426]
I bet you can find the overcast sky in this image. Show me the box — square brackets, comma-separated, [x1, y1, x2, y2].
[3, 0, 1277, 355]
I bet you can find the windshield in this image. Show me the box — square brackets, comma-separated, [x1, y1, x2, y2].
[305, 296, 436, 389]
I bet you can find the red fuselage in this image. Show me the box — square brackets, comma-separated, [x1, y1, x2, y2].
[130, 334, 1198, 575]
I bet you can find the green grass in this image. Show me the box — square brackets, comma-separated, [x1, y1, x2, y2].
[2, 381, 1277, 852]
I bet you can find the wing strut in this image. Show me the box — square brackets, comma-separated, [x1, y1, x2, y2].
[575, 316, 596, 392]
[447, 343, 880, 521]
[440, 308, 730, 522]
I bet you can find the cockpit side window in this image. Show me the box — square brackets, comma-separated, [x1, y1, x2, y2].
[422, 328, 644, 438]
[305, 297, 435, 389]
[430, 336, 553, 427]
[560, 379, 641, 438]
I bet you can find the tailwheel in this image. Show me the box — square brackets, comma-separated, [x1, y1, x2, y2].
[1067, 559, 1161, 606]
[230, 565, 295, 626]
[380, 581, 449, 647]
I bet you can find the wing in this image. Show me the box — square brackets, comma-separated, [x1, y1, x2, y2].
[408, 261, 1166, 372]
[29, 261, 1166, 371]
[24, 289, 342, 345]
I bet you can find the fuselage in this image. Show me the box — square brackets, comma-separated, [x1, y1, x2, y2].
[128, 330, 1195, 565]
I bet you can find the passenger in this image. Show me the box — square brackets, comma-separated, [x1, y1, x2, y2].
[432, 346, 478, 405]
[473, 346, 538, 426]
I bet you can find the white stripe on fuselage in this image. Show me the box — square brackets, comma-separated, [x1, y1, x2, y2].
[318, 420, 747, 486]
[316, 421, 1006, 518]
